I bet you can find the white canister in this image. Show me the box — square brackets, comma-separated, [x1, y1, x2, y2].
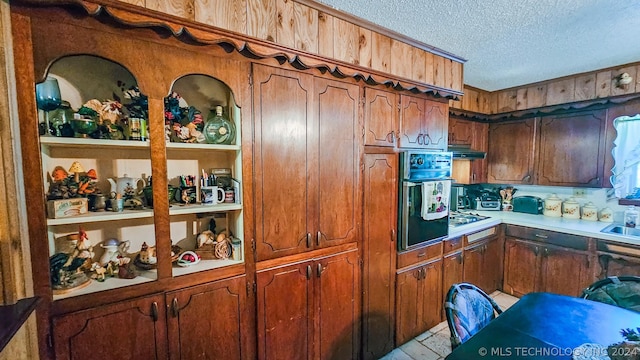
[598, 207, 614, 222]
[543, 193, 562, 217]
[562, 197, 580, 219]
[581, 202, 598, 221]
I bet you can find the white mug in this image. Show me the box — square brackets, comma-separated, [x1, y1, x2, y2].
[201, 186, 225, 205]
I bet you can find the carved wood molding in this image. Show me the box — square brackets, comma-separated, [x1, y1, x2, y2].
[451, 93, 640, 122]
[16, 0, 462, 99]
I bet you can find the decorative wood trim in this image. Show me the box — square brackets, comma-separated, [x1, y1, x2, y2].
[14, 0, 463, 99]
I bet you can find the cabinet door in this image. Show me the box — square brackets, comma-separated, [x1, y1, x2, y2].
[423, 99, 448, 150]
[537, 110, 606, 187]
[487, 119, 537, 184]
[442, 252, 463, 320]
[503, 239, 540, 297]
[471, 122, 488, 183]
[316, 78, 361, 249]
[599, 253, 640, 277]
[166, 276, 249, 360]
[449, 118, 474, 145]
[364, 88, 398, 147]
[315, 250, 360, 360]
[420, 259, 443, 331]
[398, 95, 425, 148]
[395, 266, 422, 345]
[540, 245, 591, 297]
[362, 153, 397, 360]
[253, 64, 317, 260]
[482, 238, 503, 294]
[257, 261, 314, 360]
[462, 243, 485, 291]
[52, 293, 167, 360]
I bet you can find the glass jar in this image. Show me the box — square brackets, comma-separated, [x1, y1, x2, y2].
[624, 206, 639, 228]
[231, 238, 242, 261]
[203, 105, 236, 145]
[49, 100, 75, 137]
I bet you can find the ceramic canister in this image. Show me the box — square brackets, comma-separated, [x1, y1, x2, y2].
[543, 193, 562, 217]
[598, 207, 614, 222]
[581, 202, 598, 221]
[562, 197, 580, 219]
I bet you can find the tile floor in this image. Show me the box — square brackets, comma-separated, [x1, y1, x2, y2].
[379, 291, 520, 360]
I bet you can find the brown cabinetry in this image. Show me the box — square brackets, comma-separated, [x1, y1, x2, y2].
[362, 153, 397, 360]
[253, 64, 361, 261]
[52, 293, 167, 359]
[364, 88, 399, 147]
[596, 241, 640, 278]
[256, 249, 360, 360]
[398, 94, 448, 150]
[462, 227, 502, 294]
[450, 118, 488, 184]
[488, 110, 607, 187]
[503, 226, 592, 297]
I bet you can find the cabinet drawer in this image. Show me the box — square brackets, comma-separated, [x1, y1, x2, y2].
[505, 225, 588, 251]
[397, 241, 443, 269]
[597, 241, 640, 257]
[443, 237, 462, 254]
[464, 226, 498, 247]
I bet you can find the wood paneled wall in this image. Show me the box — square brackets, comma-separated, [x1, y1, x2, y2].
[451, 61, 640, 115]
[118, 0, 464, 93]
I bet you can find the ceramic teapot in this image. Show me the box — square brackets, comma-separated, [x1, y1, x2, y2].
[107, 174, 145, 197]
[99, 238, 130, 265]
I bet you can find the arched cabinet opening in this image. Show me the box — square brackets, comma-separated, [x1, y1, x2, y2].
[163, 74, 244, 277]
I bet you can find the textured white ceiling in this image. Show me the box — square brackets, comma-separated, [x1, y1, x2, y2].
[317, 0, 640, 91]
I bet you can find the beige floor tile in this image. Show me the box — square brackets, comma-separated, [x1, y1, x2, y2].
[436, 325, 451, 338]
[415, 330, 434, 342]
[428, 322, 448, 333]
[421, 330, 452, 357]
[400, 340, 441, 360]
[378, 348, 414, 360]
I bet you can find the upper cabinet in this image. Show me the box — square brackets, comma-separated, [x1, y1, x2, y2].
[449, 118, 488, 184]
[252, 64, 361, 261]
[363, 87, 398, 147]
[487, 110, 607, 187]
[398, 94, 448, 150]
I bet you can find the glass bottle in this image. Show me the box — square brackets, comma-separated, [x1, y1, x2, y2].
[624, 206, 638, 228]
[203, 106, 236, 145]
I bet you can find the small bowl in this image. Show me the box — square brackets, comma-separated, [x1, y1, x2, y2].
[71, 116, 97, 137]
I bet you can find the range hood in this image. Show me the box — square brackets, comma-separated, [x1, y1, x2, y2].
[448, 145, 486, 160]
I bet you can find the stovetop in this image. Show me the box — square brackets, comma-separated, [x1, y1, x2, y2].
[449, 211, 490, 227]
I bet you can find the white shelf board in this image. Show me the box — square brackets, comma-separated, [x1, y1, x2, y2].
[165, 142, 240, 151]
[53, 270, 157, 301]
[40, 136, 150, 149]
[172, 258, 243, 277]
[47, 209, 154, 226]
[169, 203, 242, 216]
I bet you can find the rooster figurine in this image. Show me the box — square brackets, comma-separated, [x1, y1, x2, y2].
[49, 228, 94, 286]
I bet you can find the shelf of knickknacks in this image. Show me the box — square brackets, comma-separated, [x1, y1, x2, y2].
[46, 209, 154, 226]
[165, 142, 240, 151]
[40, 136, 150, 149]
[53, 270, 157, 301]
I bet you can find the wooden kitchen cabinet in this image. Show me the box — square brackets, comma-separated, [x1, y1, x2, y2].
[395, 258, 443, 345]
[52, 293, 167, 359]
[539, 244, 591, 296]
[362, 153, 397, 360]
[166, 276, 250, 360]
[449, 118, 474, 145]
[463, 228, 502, 294]
[503, 239, 539, 297]
[364, 87, 399, 147]
[253, 64, 361, 261]
[256, 249, 360, 360]
[596, 241, 640, 277]
[450, 119, 488, 184]
[487, 118, 537, 184]
[537, 110, 606, 187]
[398, 94, 448, 150]
[442, 251, 463, 300]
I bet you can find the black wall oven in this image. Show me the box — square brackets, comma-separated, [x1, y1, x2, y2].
[398, 151, 452, 250]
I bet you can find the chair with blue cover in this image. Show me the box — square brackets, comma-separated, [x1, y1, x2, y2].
[444, 283, 503, 349]
[581, 275, 640, 312]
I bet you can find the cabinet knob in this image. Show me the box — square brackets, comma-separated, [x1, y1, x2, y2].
[522, 174, 532, 183]
[317, 231, 321, 246]
[307, 233, 312, 248]
[317, 263, 324, 278]
[151, 302, 158, 322]
[417, 134, 424, 145]
[390, 229, 396, 242]
[307, 265, 312, 279]
[171, 298, 179, 317]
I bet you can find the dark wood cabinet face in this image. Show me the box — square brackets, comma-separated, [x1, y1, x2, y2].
[316, 78, 361, 249]
[399, 95, 425, 148]
[256, 262, 314, 360]
[423, 100, 448, 150]
[540, 245, 591, 297]
[449, 118, 474, 145]
[462, 244, 485, 291]
[487, 119, 537, 184]
[364, 88, 398, 147]
[395, 267, 422, 345]
[537, 110, 606, 187]
[52, 294, 167, 360]
[166, 276, 247, 360]
[503, 239, 539, 297]
[420, 260, 443, 330]
[362, 153, 397, 360]
[253, 64, 316, 261]
[599, 253, 640, 278]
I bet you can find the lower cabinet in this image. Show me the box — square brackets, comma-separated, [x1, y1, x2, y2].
[596, 241, 640, 277]
[52, 293, 168, 360]
[166, 275, 250, 360]
[256, 249, 360, 360]
[504, 232, 593, 297]
[395, 258, 442, 345]
[463, 236, 502, 294]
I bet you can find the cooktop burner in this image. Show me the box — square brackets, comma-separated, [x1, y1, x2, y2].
[449, 211, 490, 227]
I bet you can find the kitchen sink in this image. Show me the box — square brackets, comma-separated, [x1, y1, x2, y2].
[601, 223, 640, 237]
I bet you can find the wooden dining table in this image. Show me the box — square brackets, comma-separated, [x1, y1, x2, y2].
[446, 292, 640, 359]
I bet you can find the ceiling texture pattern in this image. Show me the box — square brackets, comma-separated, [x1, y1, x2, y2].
[317, 0, 640, 91]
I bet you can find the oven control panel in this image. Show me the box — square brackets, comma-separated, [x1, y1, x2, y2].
[402, 151, 452, 181]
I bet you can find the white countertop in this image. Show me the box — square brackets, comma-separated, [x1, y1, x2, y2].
[448, 211, 640, 246]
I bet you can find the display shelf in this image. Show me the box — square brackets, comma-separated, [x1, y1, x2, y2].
[52, 269, 156, 301]
[40, 137, 150, 149]
[47, 209, 154, 226]
[172, 258, 243, 277]
[168, 203, 242, 216]
[166, 142, 240, 151]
